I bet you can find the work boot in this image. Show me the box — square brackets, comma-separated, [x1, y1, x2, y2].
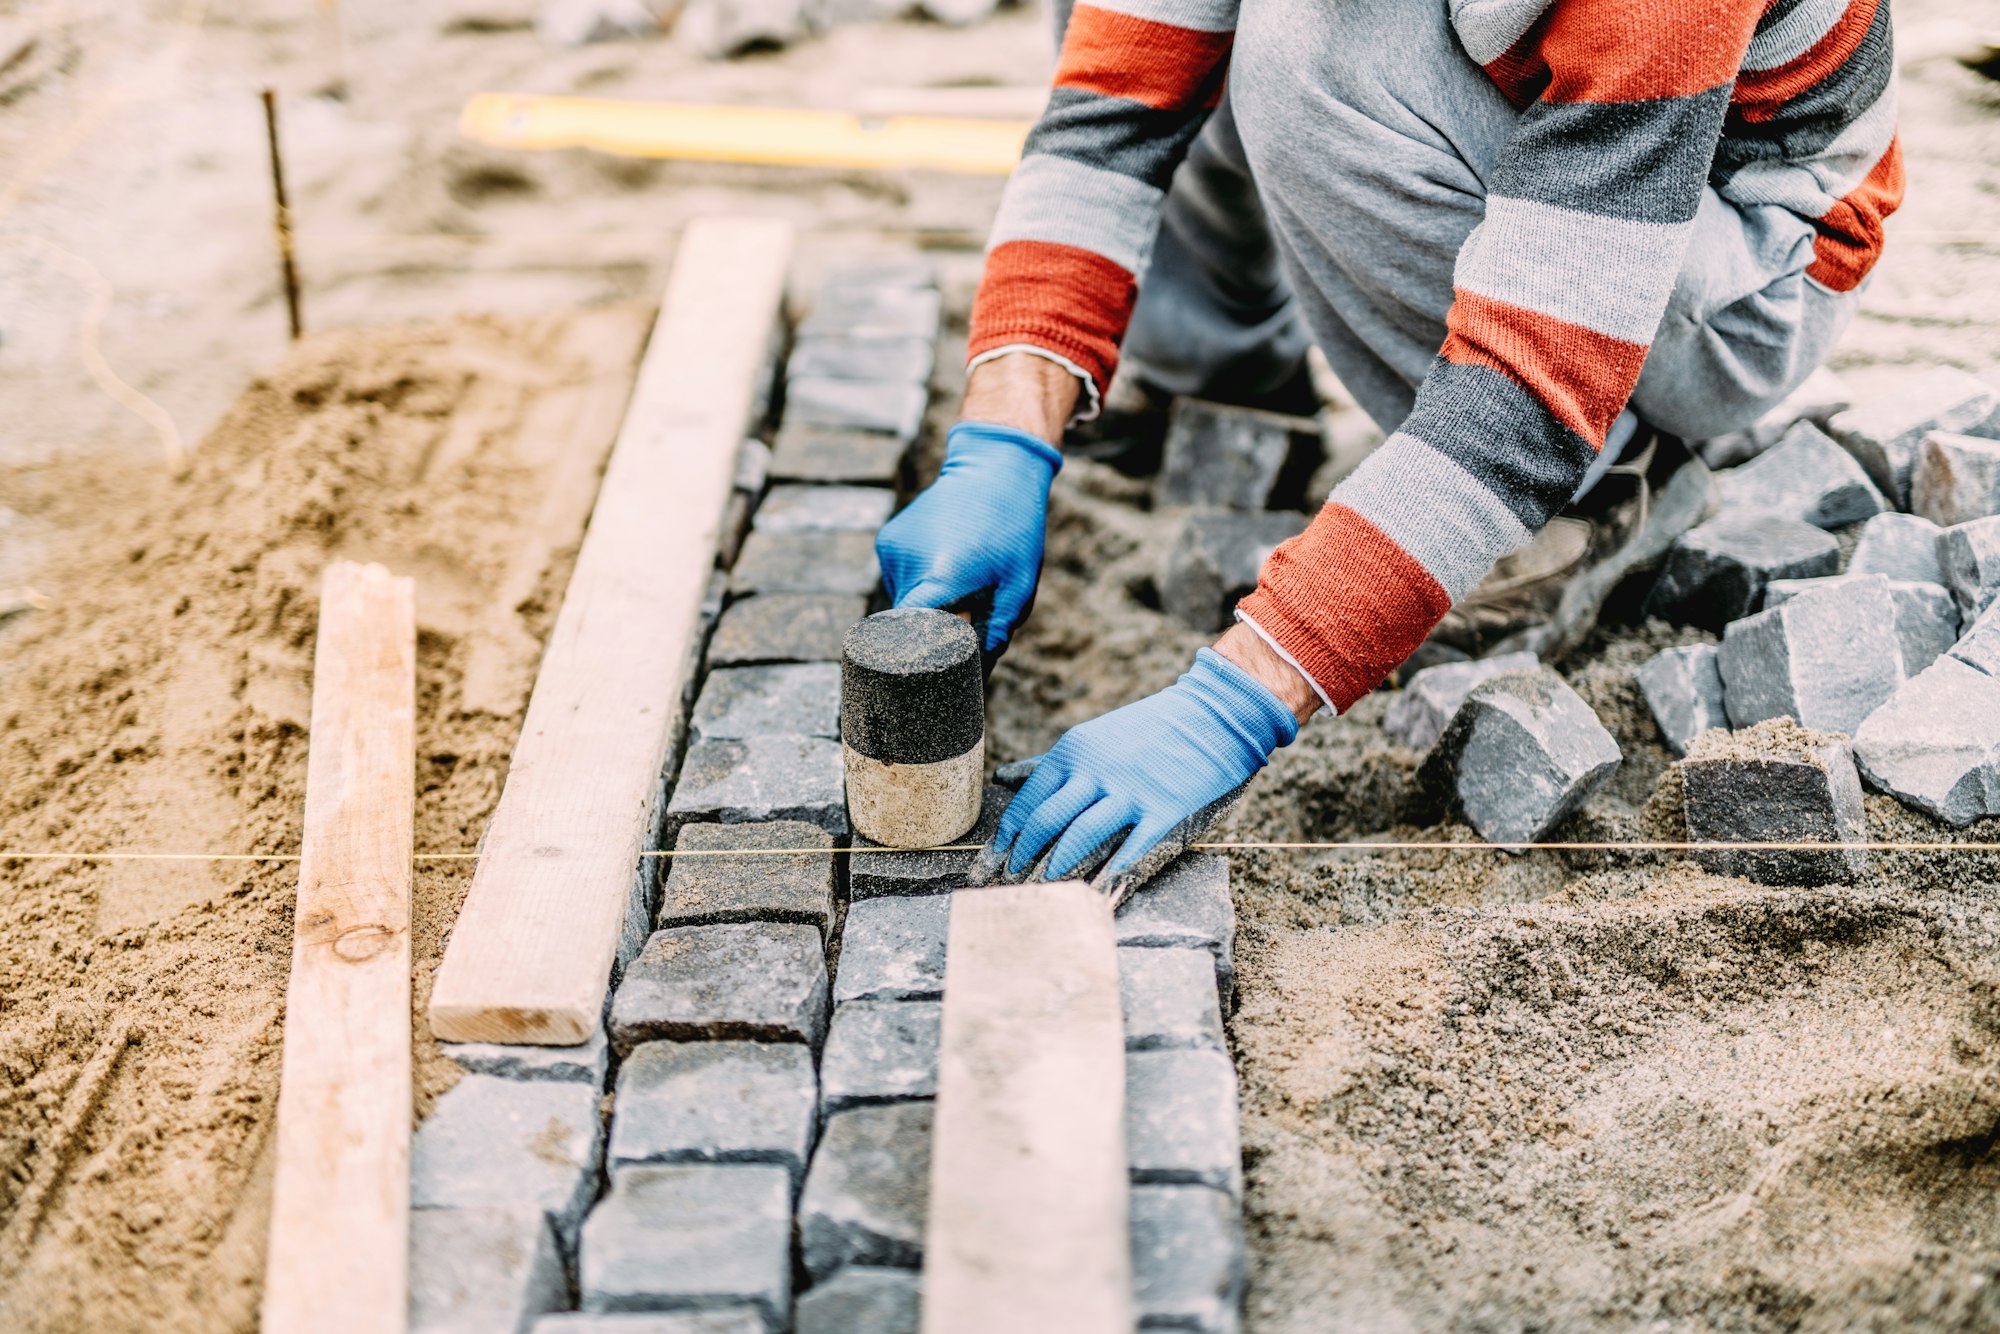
[1065, 359, 1322, 478]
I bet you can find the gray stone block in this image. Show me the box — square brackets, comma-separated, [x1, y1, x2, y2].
[1938, 515, 2000, 624]
[1156, 398, 1323, 512]
[736, 437, 772, 496]
[1126, 1048, 1242, 1197]
[665, 736, 847, 841]
[1682, 724, 1869, 885]
[1719, 574, 1905, 734]
[1382, 650, 1541, 754]
[609, 1040, 817, 1186]
[1120, 946, 1225, 1053]
[610, 923, 830, 1053]
[1848, 512, 1945, 584]
[1131, 1185, 1244, 1334]
[1695, 365, 1852, 469]
[1116, 853, 1236, 1005]
[834, 894, 949, 1004]
[1853, 655, 2000, 826]
[992, 756, 1038, 791]
[1949, 600, 2000, 677]
[1645, 512, 1840, 631]
[820, 1000, 941, 1115]
[849, 785, 1003, 899]
[411, 1207, 567, 1334]
[819, 260, 935, 295]
[1714, 420, 1885, 528]
[707, 594, 867, 668]
[690, 664, 841, 744]
[800, 285, 941, 341]
[1634, 643, 1728, 757]
[1764, 575, 1959, 678]
[1160, 508, 1309, 632]
[794, 1267, 921, 1334]
[785, 377, 926, 444]
[1912, 430, 2000, 527]
[1830, 366, 2000, 508]
[799, 1102, 932, 1279]
[675, 0, 807, 58]
[445, 1027, 610, 1088]
[411, 1075, 604, 1255]
[787, 334, 934, 386]
[732, 530, 880, 598]
[579, 1164, 792, 1323]
[1417, 669, 1621, 845]
[658, 820, 835, 936]
[753, 484, 896, 535]
[769, 426, 906, 488]
[535, 1314, 768, 1333]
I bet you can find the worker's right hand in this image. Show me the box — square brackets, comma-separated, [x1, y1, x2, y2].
[877, 420, 1061, 653]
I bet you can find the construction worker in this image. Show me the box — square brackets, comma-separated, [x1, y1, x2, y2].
[876, 0, 1902, 880]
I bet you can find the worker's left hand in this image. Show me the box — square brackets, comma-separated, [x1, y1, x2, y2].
[988, 647, 1300, 881]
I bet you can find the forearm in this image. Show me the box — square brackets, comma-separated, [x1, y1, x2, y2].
[961, 352, 1081, 447]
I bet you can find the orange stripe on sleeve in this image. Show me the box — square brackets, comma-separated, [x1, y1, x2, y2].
[1055, 4, 1234, 111]
[967, 239, 1137, 395]
[1539, 0, 1762, 102]
[1734, 0, 1880, 121]
[1807, 136, 1904, 292]
[1439, 291, 1649, 449]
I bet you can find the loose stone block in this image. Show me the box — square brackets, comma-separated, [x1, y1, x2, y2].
[1718, 575, 1906, 734]
[609, 1040, 818, 1185]
[609, 922, 830, 1053]
[1764, 575, 1959, 678]
[1937, 515, 2000, 624]
[992, 756, 1038, 791]
[1848, 512, 1945, 584]
[579, 1164, 793, 1322]
[1382, 650, 1541, 754]
[1116, 853, 1236, 1004]
[1120, 946, 1225, 1053]
[736, 436, 772, 496]
[794, 1267, 921, 1334]
[798, 1102, 933, 1279]
[1126, 1048, 1242, 1197]
[1714, 420, 1886, 528]
[800, 285, 942, 341]
[841, 608, 985, 848]
[1695, 365, 1853, 469]
[834, 894, 950, 1003]
[1644, 512, 1840, 631]
[1160, 508, 1309, 632]
[410, 1075, 604, 1254]
[1682, 722, 1869, 885]
[658, 820, 835, 936]
[411, 1207, 567, 1334]
[1131, 1185, 1244, 1334]
[1155, 398, 1323, 512]
[1949, 601, 2000, 676]
[707, 594, 867, 668]
[785, 376, 927, 444]
[674, 0, 806, 57]
[788, 334, 934, 386]
[753, 484, 896, 535]
[444, 1027, 610, 1088]
[665, 735, 847, 840]
[1829, 366, 2000, 507]
[732, 530, 880, 598]
[536, 1314, 767, 1333]
[769, 425, 906, 487]
[690, 663, 841, 744]
[849, 785, 1003, 899]
[1635, 643, 1728, 756]
[1417, 669, 1622, 844]
[1912, 431, 2000, 527]
[820, 1000, 941, 1115]
[1854, 655, 2000, 826]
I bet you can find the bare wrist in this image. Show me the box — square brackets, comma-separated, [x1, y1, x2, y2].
[961, 351, 1081, 447]
[1213, 622, 1321, 724]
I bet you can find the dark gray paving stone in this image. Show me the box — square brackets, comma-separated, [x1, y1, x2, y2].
[1116, 853, 1235, 1005]
[1155, 398, 1323, 512]
[1159, 509, 1308, 633]
[1830, 366, 2000, 508]
[1382, 651, 1541, 754]
[785, 377, 927, 444]
[665, 736, 847, 841]
[788, 334, 934, 386]
[1847, 512, 1945, 584]
[1937, 516, 2000, 624]
[794, 1267, 921, 1334]
[1418, 668, 1621, 845]
[1718, 575, 1905, 735]
[707, 594, 867, 668]
[1854, 655, 2000, 826]
[799, 285, 942, 341]
[753, 485, 896, 535]
[1683, 725, 1869, 885]
[1120, 946, 1225, 1053]
[732, 530, 880, 598]
[849, 786, 1003, 899]
[798, 1102, 932, 1280]
[1715, 420, 1886, 528]
[1634, 643, 1728, 757]
[1764, 575, 1959, 678]
[658, 820, 835, 936]
[768, 426, 906, 488]
[1912, 430, 2000, 527]
[833, 895, 950, 1004]
[444, 1027, 610, 1088]
[411, 1206, 567, 1334]
[410, 1075, 604, 1256]
[609, 1040, 817, 1186]
[1131, 1184, 1244, 1334]
[535, 1313, 768, 1334]
[1126, 1048, 1242, 1197]
[578, 1164, 792, 1324]
[820, 1000, 941, 1116]
[1645, 512, 1840, 631]
[1695, 365, 1852, 469]
[690, 663, 841, 743]
[609, 923, 830, 1054]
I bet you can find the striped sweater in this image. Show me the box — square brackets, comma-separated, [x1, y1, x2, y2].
[968, 0, 1903, 713]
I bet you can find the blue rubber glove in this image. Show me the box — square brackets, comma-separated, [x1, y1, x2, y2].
[877, 420, 1061, 652]
[991, 648, 1300, 881]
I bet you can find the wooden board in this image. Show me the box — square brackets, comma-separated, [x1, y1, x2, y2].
[923, 881, 1134, 1334]
[262, 561, 416, 1334]
[427, 216, 793, 1044]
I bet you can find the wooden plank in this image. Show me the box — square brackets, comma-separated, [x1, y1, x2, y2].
[924, 881, 1134, 1334]
[428, 216, 793, 1044]
[262, 560, 417, 1334]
